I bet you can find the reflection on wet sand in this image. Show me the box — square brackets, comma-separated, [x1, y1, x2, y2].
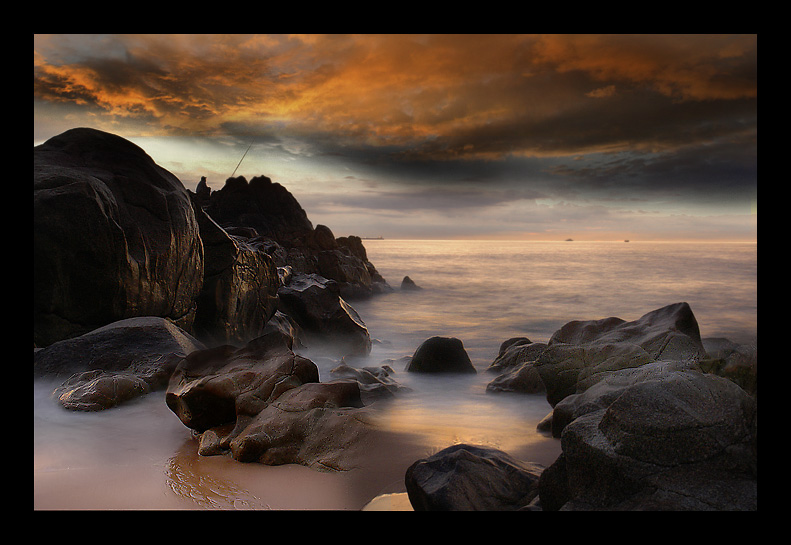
[166, 442, 271, 509]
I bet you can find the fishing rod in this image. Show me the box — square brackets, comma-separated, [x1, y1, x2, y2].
[230, 139, 255, 178]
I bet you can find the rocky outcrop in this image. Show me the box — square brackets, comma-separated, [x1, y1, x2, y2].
[34, 317, 205, 410]
[405, 336, 477, 374]
[405, 444, 545, 510]
[34, 128, 204, 346]
[198, 175, 390, 299]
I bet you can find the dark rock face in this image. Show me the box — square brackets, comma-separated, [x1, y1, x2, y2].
[201, 175, 314, 242]
[405, 336, 476, 374]
[405, 444, 544, 510]
[34, 128, 204, 346]
[198, 175, 390, 299]
[191, 201, 279, 345]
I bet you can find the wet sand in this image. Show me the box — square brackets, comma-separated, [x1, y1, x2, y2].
[33, 382, 562, 510]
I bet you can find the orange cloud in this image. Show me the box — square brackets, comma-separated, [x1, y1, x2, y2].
[34, 34, 757, 154]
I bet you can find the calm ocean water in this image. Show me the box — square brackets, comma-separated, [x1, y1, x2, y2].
[34, 239, 757, 509]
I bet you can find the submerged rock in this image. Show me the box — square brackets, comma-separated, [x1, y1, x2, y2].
[405, 336, 477, 374]
[400, 276, 422, 290]
[405, 444, 545, 510]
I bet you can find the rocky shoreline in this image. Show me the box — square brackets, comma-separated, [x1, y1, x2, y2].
[34, 128, 757, 510]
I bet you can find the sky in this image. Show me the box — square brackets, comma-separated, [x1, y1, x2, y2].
[33, 34, 758, 241]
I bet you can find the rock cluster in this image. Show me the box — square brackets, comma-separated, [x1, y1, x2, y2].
[408, 302, 757, 511]
[33, 129, 388, 423]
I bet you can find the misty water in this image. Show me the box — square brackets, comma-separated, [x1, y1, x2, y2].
[33, 240, 757, 510]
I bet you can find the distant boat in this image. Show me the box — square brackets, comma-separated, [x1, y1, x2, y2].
[624, 239, 630, 242]
[565, 238, 573, 241]
[361, 236, 384, 240]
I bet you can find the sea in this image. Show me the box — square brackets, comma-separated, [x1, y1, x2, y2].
[33, 239, 757, 510]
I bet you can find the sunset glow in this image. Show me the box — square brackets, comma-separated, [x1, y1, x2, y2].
[33, 34, 757, 241]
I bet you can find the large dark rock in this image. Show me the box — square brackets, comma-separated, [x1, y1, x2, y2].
[34, 316, 205, 410]
[203, 175, 314, 243]
[405, 336, 476, 374]
[534, 302, 707, 406]
[191, 200, 279, 345]
[277, 274, 372, 356]
[405, 444, 545, 510]
[538, 365, 757, 510]
[34, 128, 204, 346]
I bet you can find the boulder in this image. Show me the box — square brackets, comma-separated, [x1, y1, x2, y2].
[538, 367, 757, 510]
[34, 316, 205, 410]
[405, 336, 476, 374]
[33, 316, 204, 380]
[190, 200, 279, 345]
[487, 340, 547, 373]
[52, 369, 152, 412]
[277, 274, 372, 356]
[405, 444, 545, 510]
[534, 303, 707, 406]
[166, 331, 319, 433]
[34, 128, 203, 346]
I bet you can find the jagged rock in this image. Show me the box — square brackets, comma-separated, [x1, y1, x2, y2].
[190, 199, 279, 345]
[405, 336, 476, 374]
[200, 175, 390, 298]
[405, 444, 545, 510]
[34, 128, 204, 346]
[329, 360, 407, 402]
[277, 274, 372, 356]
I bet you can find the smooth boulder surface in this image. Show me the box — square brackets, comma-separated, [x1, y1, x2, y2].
[405, 336, 476, 374]
[34, 128, 204, 346]
[405, 444, 545, 510]
[34, 316, 205, 410]
[539, 366, 757, 510]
